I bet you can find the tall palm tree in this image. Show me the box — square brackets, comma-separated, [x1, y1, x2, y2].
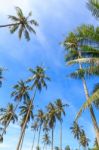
[16, 66, 50, 150]
[31, 121, 39, 150]
[55, 99, 68, 150]
[63, 24, 99, 144]
[1, 80, 30, 138]
[27, 66, 50, 91]
[36, 109, 45, 149]
[70, 122, 82, 150]
[46, 103, 56, 150]
[0, 103, 18, 142]
[0, 7, 38, 40]
[17, 99, 34, 150]
[42, 133, 51, 150]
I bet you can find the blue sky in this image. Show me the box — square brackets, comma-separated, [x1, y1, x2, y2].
[0, 0, 99, 149]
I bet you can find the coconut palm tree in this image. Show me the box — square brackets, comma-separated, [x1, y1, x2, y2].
[0, 7, 38, 41]
[36, 109, 45, 149]
[0, 103, 18, 142]
[79, 129, 90, 150]
[16, 66, 50, 150]
[70, 122, 82, 150]
[11, 80, 30, 103]
[17, 99, 34, 150]
[42, 133, 51, 150]
[1, 80, 30, 138]
[46, 103, 56, 150]
[27, 66, 50, 91]
[63, 24, 99, 144]
[55, 99, 68, 150]
[31, 121, 39, 150]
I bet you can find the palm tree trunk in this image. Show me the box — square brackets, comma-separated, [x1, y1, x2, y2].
[60, 122, 62, 150]
[79, 63, 99, 145]
[16, 89, 37, 150]
[37, 125, 42, 148]
[51, 128, 54, 150]
[16, 102, 32, 150]
[0, 23, 20, 28]
[19, 130, 25, 150]
[31, 131, 36, 150]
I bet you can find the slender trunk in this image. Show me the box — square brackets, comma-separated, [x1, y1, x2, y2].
[60, 122, 62, 150]
[0, 23, 20, 28]
[2, 100, 20, 136]
[16, 101, 32, 150]
[16, 89, 37, 150]
[79, 142, 80, 150]
[19, 130, 25, 150]
[79, 63, 99, 145]
[31, 131, 36, 150]
[51, 128, 54, 150]
[37, 124, 42, 148]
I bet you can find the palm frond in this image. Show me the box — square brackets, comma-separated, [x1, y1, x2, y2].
[87, 0, 99, 19]
[76, 89, 99, 121]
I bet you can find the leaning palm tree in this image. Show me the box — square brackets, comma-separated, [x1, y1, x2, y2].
[16, 66, 50, 150]
[63, 24, 99, 144]
[0, 7, 38, 40]
[0, 103, 18, 142]
[1, 80, 30, 138]
[17, 99, 34, 150]
[55, 99, 68, 150]
[31, 121, 39, 150]
[46, 103, 56, 150]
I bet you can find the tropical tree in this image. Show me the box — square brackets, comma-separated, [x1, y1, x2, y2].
[55, 99, 68, 150]
[42, 133, 51, 150]
[27, 66, 50, 91]
[36, 109, 45, 149]
[0, 103, 18, 142]
[46, 103, 56, 150]
[62, 24, 99, 144]
[79, 129, 90, 150]
[0, 7, 38, 40]
[1, 80, 30, 139]
[17, 99, 34, 150]
[70, 122, 82, 150]
[16, 66, 50, 150]
[31, 121, 39, 150]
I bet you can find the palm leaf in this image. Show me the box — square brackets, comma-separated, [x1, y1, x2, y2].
[76, 89, 99, 121]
